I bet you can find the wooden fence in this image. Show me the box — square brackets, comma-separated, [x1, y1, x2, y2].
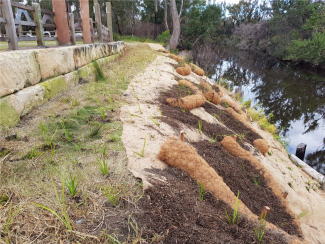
[0, 0, 112, 50]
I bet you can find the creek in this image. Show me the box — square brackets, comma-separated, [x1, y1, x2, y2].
[200, 48, 325, 175]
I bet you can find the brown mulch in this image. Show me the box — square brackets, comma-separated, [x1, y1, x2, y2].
[135, 166, 289, 243]
[191, 140, 302, 237]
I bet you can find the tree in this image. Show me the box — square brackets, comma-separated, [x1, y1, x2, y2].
[163, 0, 169, 31]
[167, 0, 182, 50]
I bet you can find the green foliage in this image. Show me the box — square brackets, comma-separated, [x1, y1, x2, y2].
[33, 177, 72, 230]
[198, 120, 202, 133]
[64, 173, 78, 197]
[29, 145, 41, 159]
[101, 184, 120, 207]
[158, 30, 171, 46]
[255, 211, 267, 244]
[134, 136, 146, 157]
[61, 119, 72, 142]
[96, 147, 109, 176]
[4, 202, 23, 235]
[198, 182, 206, 201]
[225, 191, 240, 225]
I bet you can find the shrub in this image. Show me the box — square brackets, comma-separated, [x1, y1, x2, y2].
[158, 30, 171, 46]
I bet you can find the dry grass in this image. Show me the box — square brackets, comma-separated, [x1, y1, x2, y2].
[0, 43, 158, 243]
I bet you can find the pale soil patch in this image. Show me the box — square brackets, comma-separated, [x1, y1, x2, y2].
[121, 43, 325, 244]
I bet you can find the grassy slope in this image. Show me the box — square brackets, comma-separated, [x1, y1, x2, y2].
[0, 43, 158, 243]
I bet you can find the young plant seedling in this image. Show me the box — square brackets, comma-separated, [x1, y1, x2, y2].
[252, 177, 260, 186]
[148, 115, 160, 126]
[64, 173, 78, 197]
[225, 191, 240, 225]
[138, 103, 142, 114]
[198, 120, 202, 134]
[134, 136, 146, 157]
[61, 119, 72, 142]
[100, 108, 106, 119]
[33, 177, 72, 230]
[47, 143, 56, 164]
[96, 147, 109, 176]
[29, 145, 41, 159]
[4, 202, 23, 235]
[198, 182, 206, 201]
[255, 211, 267, 244]
[101, 183, 120, 206]
[128, 110, 134, 123]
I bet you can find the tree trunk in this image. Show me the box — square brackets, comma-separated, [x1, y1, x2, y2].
[154, 0, 158, 38]
[167, 0, 180, 50]
[163, 0, 169, 31]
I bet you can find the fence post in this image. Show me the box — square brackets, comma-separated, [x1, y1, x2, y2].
[106, 1, 113, 42]
[68, 13, 76, 45]
[32, 3, 45, 46]
[52, 0, 70, 45]
[94, 2, 103, 43]
[89, 18, 95, 43]
[80, 0, 92, 44]
[18, 25, 23, 37]
[1, 0, 18, 50]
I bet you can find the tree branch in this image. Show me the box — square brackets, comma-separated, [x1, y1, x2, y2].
[192, 34, 204, 47]
[178, 0, 183, 18]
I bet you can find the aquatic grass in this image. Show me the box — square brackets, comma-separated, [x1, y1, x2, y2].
[225, 191, 240, 225]
[33, 177, 72, 230]
[134, 137, 146, 157]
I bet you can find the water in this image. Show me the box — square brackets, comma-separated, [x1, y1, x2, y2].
[202, 48, 325, 175]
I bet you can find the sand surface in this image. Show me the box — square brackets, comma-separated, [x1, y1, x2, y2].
[120, 43, 325, 244]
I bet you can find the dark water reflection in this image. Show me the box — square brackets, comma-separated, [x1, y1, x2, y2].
[196, 48, 325, 174]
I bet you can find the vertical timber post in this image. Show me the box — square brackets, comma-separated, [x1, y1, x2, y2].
[32, 3, 45, 46]
[94, 2, 103, 43]
[106, 1, 113, 42]
[1, 0, 18, 50]
[52, 0, 70, 45]
[68, 13, 76, 45]
[89, 18, 95, 43]
[80, 0, 92, 44]
[295, 143, 307, 161]
[18, 25, 23, 37]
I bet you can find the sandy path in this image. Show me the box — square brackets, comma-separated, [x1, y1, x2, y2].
[120, 43, 325, 244]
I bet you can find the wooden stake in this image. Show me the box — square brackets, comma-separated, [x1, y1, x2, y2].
[283, 191, 288, 199]
[180, 131, 185, 142]
[1, 0, 18, 50]
[68, 13, 76, 45]
[32, 3, 45, 46]
[259, 206, 270, 219]
[106, 2, 113, 42]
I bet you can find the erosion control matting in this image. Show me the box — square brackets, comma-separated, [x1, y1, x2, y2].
[190, 140, 302, 237]
[135, 166, 289, 243]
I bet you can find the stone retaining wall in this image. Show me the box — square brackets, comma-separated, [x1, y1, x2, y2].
[0, 41, 124, 130]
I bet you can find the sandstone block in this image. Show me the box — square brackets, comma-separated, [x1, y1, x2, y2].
[39, 76, 67, 101]
[64, 71, 79, 87]
[35, 47, 75, 80]
[0, 50, 41, 98]
[78, 63, 98, 82]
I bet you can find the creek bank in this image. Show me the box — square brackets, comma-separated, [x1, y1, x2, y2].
[119, 43, 325, 244]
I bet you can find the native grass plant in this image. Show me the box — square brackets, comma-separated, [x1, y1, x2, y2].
[134, 136, 146, 157]
[33, 177, 72, 231]
[198, 182, 206, 201]
[28, 145, 41, 159]
[138, 103, 142, 114]
[149, 115, 160, 126]
[225, 191, 240, 225]
[255, 212, 267, 244]
[252, 176, 260, 186]
[61, 119, 72, 142]
[64, 173, 78, 197]
[39, 122, 58, 146]
[298, 211, 312, 219]
[101, 183, 120, 207]
[128, 110, 134, 123]
[3, 202, 23, 235]
[100, 107, 106, 119]
[198, 120, 202, 133]
[46, 143, 56, 164]
[96, 147, 109, 176]
[236, 133, 245, 143]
